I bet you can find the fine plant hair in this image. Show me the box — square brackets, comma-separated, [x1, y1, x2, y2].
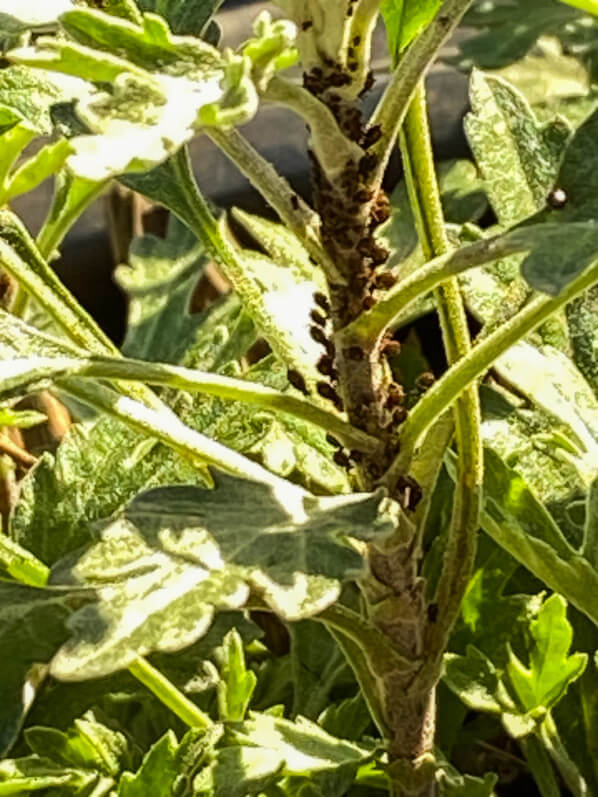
[0, 0, 598, 795]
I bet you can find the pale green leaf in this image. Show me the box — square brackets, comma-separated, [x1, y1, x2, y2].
[0, 65, 79, 135]
[1, 139, 72, 204]
[10, 10, 259, 179]
[118, 731, 178, 797]
[0, 755, 95, 793]
[493, 340, 598, 485]
[193, 745, 284, 796]
[49, 477, 396, 679]
[507, 594, 588, 711]
[465, 70, 570, 225]
[567, 285, 598, 395]
[229, 712, 373, 775]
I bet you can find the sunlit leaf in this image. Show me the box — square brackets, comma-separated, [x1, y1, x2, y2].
[506, 594, 587, 711]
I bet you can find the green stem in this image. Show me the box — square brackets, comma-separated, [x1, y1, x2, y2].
[205, 125, 344, 283]
[366, 0, 474, 193]
[521, 735, 561, 797]
[384, 256, 598, 487]
[128, 656, 213, 730]
[22, 355, 381, 455]
[539, 712, 588, 796]
[338, 229, 533, 346]
[398, 82, 482, 683]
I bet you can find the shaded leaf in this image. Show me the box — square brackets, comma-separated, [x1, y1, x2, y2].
[443, 647, 505, 715]
[114, 217, 208, 363]
[25, 711, 129, 776]
[0, 582, 78, 755]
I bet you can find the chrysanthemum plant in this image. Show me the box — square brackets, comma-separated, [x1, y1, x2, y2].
[0, 0, 598, 794]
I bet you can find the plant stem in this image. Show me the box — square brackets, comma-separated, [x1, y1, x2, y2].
[34, 355, 381, 454]
[0, 432, 36, 468]
[366, 0, 474, 193]
[205, 126, 345, 284]
[540, 712, 588, 796]
[521, 735, 561, 797]
[338, 229, 534, 346]
[397, 83, 482, 685]
[128, 656, 213, 730]
[384, 256, 598, 486]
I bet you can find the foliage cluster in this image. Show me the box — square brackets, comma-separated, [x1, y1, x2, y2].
[0, 0, 597, 794]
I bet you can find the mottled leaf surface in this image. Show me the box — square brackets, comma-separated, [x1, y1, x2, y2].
[49, 477, 396, 679]
[115, 217, 208, 363]
[118, 731, 178, 796]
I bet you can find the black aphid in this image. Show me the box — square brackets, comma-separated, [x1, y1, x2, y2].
[287, 368, 309, 395]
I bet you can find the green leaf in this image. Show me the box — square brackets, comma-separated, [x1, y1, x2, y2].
[135, 0, 224, 37]
[10, 10, 258, 179]
[0, 582, 76, 755]
[559, 0, 598, 15]
[582, 477, 598, 566]
[114, 217, 208, 363]
[0, 755, 96, 794]
[193, 745, 284, 796]
[0, 65, 79, 136]
[118, 731, 178, 796]
[215, 629, 257, 722]
[465, 70, 571, 225]
[25, 712, 129, 776]
[380, 0, 442, 64]
[506, 594, 588, 711]
[49, 478, 396, 679]
[446, 448, 598, 627]
[11, 415, 205, 565]
[318, 693, 373, 742]
[228, 712, 373, 776]
[567, 285, 598, 395]
[436, 765, 498, 796]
